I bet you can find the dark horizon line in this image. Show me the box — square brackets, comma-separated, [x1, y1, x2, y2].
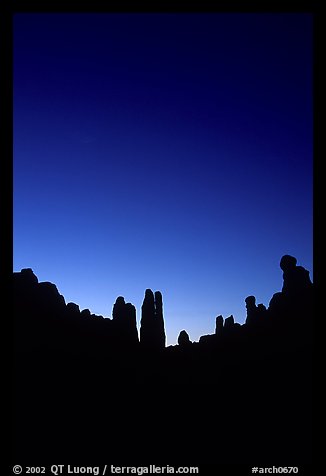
[13, 253, 313, 347]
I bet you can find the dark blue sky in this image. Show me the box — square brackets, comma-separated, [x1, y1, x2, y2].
[13, 13, 313, 345]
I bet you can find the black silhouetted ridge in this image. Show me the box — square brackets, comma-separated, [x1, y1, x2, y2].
[13, 256, 313, 463]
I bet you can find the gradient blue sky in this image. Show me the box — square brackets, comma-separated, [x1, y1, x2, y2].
[13, 13, 313, 345]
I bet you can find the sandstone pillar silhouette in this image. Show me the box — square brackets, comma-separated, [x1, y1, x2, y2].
[178, 330, 191, 347]
[215, 315, 224, 336]
[112, 296, 139, 345]
[245, 296, 258, 325]
[224, 314, 234, 328]
[269, 255, 313, 338]
[140, 289, 166, 349]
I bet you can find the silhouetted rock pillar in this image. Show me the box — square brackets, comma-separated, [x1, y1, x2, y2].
[270, 256, 312, 315]
[269, 255, 313, 337]
[280, 255, 312, 296]
[112, 296, 139, 345]
[140, 289, 155, 342]
[215, 315, 224, 336]
[224, 315, 234, 330]
[245, 296, 258, 325]
[125, 302, 138, 344]
[140, 289, 166, 349]
[112, 297, 126, 321]
[154, 291, 166, 348]
[178, 330, 191, 347]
